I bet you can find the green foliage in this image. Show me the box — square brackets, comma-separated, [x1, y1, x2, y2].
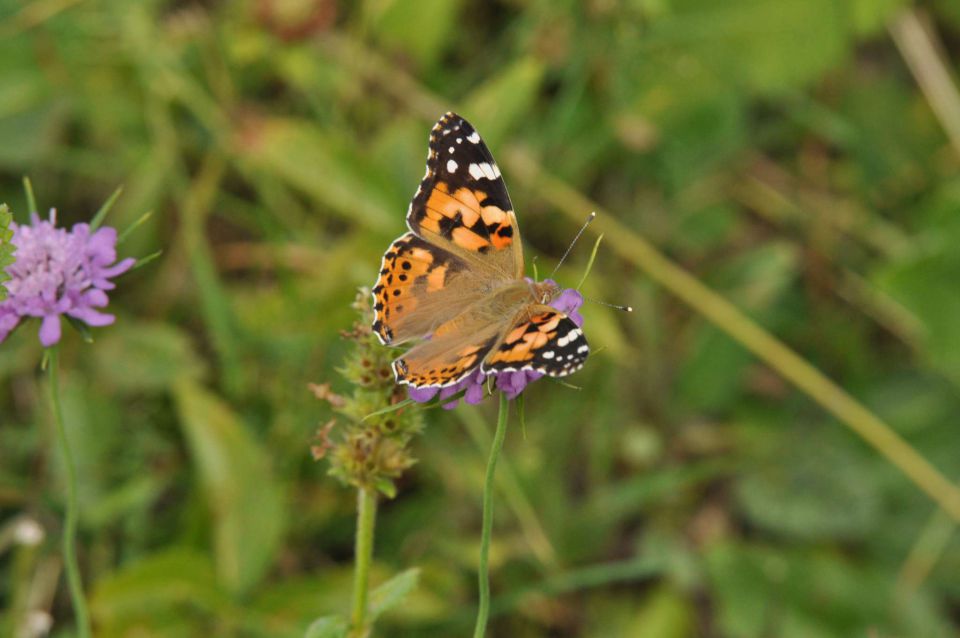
[2, 1, 960, 636]
[367, 0, 465, 70]
[368, 568, 420, 623]
[313, 290, 423, 497]
[174, 380, 286, 596]
[0, 203, 12, 300]
[304, 616, 349, 638]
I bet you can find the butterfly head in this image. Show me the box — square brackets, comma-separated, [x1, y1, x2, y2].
[530, 279, 563, 305]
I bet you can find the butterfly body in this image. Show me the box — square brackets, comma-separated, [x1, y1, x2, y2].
[372, 112, 588, 389]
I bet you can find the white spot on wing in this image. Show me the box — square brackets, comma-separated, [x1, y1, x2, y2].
[447, 159, 458, 173]
[542, 351, 555, 360]
[557, 328, 582, 348]
[466, 131, 480, 143]
[468, 162, 500, 180]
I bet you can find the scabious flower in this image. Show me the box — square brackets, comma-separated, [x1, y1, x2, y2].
[408, 283, 585, 410]
[0, 210, 135, 347]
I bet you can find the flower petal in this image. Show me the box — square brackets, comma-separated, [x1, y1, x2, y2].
[408, 386, 439, 403]
[82, 289, 109, 307]
[0, 310, 20, 344]
[465, 379, 486, 404]
[550, 288, 584, 315]
[97, 257, 136, 279]
[39, 314, 62, 347]
[68, 307, 115, 327]
[439, 384, 461, 410]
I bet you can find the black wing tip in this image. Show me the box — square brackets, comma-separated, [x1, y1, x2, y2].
[432, 111, 475, 134]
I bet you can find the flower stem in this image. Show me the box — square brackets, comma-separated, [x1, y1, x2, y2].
[350, 486, 378, 637]
[473, 393, 509, 638]
[47, 347, 92, 638]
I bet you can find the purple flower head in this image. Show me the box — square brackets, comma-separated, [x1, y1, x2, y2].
[0, 210, 135, 347]
[407, 281, 584, 409]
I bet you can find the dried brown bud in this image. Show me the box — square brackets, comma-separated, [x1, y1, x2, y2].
[308, 383, 347, 409]
[310, 419, 337, 461]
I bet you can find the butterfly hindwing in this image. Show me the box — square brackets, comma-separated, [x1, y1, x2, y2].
[407, 112, 523, 277]
[392, 319, 503, 388]
[372, 233, 484, 345]
[483, 306, 589, 377]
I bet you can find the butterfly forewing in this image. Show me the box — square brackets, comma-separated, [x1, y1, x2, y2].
[406, 112, 523, 278]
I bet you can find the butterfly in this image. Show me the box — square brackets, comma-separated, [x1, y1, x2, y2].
[371, 112, 589, 389]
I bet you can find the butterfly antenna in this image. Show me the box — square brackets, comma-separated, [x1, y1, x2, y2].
[550, 211, 596, 279]
[582, 295, 633, 312]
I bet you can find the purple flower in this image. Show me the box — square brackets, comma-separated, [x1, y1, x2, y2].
[408, 283, 585, 409]
[0, 210, 135, 347]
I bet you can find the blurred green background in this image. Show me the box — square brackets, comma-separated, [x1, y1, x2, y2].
[3, 0, 960, 636]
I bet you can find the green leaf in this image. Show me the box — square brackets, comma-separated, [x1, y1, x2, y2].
[368, 568, 420, 622]
[92, 321, 206, 393]
[875, 185, 960, 385]
[850, 0, 907, 35]
[0, 81, 65, 168]
[89, 185, 123, 230]
[734, 425, 882, 541]
[704, 543, 777, 638]
[0, 204, 14, 301]
[677, 243, 798, 411]
[462, 57, 546, 149]
[118, 208, 153, 243]
[236, 117, 395, 229]
[65, 314, 95, 343]
[368, 0, 465, 70]
[647, 0, 851, 95]
[625, 585, 696, 638]
[582, 586, 695, 637]
[173, 380, 286, 595]
[374, 477, 398, 499]
[304, 615, 349, 638]
[90, 548, 233, 627]
[935, 0, 960, 29]
[21, 177, 37, 216]
[130, 248, 163, 271]
[705, 542, 935, 638]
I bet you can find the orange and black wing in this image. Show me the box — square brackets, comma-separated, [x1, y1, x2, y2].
[392, 312, 504, 388]
[372, 232, 484, 345]
[406, 112, 523, 277]
[482, 306, 589, 377]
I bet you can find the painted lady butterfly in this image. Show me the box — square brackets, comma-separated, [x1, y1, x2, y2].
[372, 112, 589, 389]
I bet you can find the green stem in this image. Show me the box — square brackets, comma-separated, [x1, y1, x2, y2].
[350, 486, 378, 637]
[47, 347, 92, 638]
[473, 393, 509, 638]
